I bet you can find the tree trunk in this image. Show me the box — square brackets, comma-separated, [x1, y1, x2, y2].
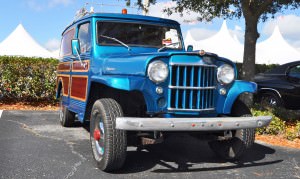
[240, 15, 259, 107]
[242, 18, 259, 81]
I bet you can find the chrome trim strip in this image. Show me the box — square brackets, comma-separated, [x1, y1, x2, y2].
[260, 88, 282, 98]
[168, 107, 215, 112]
[169, 85, 216, 90]
[170, 63, 217, 67]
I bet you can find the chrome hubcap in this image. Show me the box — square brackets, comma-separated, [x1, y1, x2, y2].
[94, 120, 105, 156]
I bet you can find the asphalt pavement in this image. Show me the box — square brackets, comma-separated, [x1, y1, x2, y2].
[0, 110, 299, 179]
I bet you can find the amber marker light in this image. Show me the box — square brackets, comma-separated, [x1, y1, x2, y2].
[199, 49, 206, 56]
[122, 8, 127, 14]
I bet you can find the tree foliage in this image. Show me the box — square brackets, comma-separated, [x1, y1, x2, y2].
[126, 0, 300, 81]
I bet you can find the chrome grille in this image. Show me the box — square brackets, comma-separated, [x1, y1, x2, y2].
[168, 63, 217, 112]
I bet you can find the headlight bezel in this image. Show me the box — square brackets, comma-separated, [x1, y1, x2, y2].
[217, 64, 235, 85]
[147, 60, 169, 84]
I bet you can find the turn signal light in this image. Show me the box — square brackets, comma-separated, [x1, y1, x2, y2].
[122, 9, 127, 14]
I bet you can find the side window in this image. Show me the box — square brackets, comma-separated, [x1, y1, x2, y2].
[78, 23, 91, 53]
[60, 28, 75, 57]
[289, 65, 300, 79]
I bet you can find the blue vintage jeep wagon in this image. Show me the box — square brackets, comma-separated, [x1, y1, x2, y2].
[56, 8, 271, 172]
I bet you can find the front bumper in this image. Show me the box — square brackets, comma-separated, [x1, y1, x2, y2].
[116, 116, 272, 131]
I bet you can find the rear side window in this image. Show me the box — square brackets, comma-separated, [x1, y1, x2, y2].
[60, 28, 75, 57]
[289, 65, 300, 78]
[78, 23, 91, 53]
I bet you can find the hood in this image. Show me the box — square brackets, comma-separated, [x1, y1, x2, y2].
[101, 51, 226, 76]
[102, 52, 173, 76]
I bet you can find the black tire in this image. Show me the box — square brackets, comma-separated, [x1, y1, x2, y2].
[260, 92, 283, 108]
[59, 91, 75, 127]
[90, 98, 127, 172]
[208, 99, 255, 160]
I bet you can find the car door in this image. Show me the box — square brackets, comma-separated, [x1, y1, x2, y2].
[285, 64, 300, 109]
[69, 22, 91, 119]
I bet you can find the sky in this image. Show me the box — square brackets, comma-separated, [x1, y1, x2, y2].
[1, 0, 300, 52]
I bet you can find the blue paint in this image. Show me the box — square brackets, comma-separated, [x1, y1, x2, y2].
[57, 12, 257, 122]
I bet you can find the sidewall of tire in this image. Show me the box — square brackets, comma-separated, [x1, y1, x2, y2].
[90, 98, 127, 172]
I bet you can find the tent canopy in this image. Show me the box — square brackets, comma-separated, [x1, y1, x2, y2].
[0, 24, 56, 58]
[185, 21, 244, 63]
[185, 22, 300, 65]
[256, 26, 300, 64]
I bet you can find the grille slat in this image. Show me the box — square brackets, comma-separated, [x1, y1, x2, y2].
[169, 63, 217, 112]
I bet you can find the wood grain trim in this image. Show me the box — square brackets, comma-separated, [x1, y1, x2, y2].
[70, 75, 88, 102]
[72, 60, 90, 72]
[57, 74, 70, 96]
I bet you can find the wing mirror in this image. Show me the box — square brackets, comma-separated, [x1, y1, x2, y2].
[187, 45, 193, 52]
[71, 39, 85, 68]
[72, 39, 81, 56]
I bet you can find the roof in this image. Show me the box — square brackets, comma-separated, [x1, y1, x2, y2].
[63, 12, 180, 34]
[0, 24, 55, 58]
[266, 60, 300, 74]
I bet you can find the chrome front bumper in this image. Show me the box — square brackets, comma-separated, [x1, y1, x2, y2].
[116, 116, 272, 131]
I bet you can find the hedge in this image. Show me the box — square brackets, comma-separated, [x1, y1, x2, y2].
[0, 56, 58, 102]
[0, 56, 279, 102]
[236, 63, 279, 79]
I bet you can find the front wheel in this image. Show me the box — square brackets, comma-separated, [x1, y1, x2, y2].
[208, 99, 255, 160]
[90, 98, 127, 172]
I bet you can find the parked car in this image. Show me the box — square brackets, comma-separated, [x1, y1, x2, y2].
[56, 6, 271, 172]
[255, 61, 300, 109]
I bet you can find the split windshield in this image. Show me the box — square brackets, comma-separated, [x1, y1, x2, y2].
[97, 21, 182, 49]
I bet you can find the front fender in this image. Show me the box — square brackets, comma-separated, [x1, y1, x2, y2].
[91, 75, 146, 91]
[91, 75, 167, 113]
[223, 80, 257, 114]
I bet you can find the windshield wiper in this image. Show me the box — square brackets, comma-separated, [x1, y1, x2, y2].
[99, 35, 131, 51]
[158, 42, 180, 52]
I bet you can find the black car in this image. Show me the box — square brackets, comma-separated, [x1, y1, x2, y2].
[255, 61, 300, 110]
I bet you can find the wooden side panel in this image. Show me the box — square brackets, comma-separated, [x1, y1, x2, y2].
[70, 76, 88, 101]
[72, 60, 89, 72]
[57, 75, 70, 96]
[57, 62, 71, 72]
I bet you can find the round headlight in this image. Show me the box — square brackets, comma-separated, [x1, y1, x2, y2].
[147, 61, 169, 83]
[217, 64, 235, 84]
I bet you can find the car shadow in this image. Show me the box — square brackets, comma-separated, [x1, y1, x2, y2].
[79, 122, 281, 174]
[115, 134, 281, 174]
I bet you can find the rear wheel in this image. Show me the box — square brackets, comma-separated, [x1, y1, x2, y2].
[90, 98, 127, 172]
[260, 92, 283, 108]
[209, 99, 255, 160]
[59, 91, 75, 127]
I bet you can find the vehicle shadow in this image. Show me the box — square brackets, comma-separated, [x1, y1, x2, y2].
[116, 134, 281, 174]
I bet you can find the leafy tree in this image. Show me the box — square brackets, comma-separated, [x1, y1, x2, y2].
[126, 0, 300, 81]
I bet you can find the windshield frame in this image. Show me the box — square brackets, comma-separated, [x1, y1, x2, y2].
[96, 20, 184, 50]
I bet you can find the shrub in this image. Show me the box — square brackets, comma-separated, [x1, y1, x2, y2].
[0, 56, 58, 102]
[296, 121, 300, 138]
[252, 109, 286, 135]
[236, 63, 279, 79]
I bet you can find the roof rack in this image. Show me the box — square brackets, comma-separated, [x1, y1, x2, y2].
[72, 2, 139, 23]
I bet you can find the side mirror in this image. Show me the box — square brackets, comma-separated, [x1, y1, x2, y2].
[71, 39, 81, 56]
[187, 45, 193, 52]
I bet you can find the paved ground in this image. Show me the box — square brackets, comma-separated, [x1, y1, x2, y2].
[0, 110, 299, 179]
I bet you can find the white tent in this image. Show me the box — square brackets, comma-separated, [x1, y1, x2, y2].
[185, 21, 244, 63]
[0, 24, 56, 58]
[51, 49, 60, 59]
[256, 25, 300, 64]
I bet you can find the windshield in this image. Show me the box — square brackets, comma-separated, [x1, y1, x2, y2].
[97, 21, 183, 49]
